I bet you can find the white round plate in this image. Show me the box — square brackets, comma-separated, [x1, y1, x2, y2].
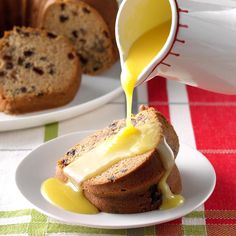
[15, 131, 216, 229]
[0, 62, 122, 132]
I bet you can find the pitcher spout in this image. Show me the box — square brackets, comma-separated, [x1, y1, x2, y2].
[116, 0, 236, 94]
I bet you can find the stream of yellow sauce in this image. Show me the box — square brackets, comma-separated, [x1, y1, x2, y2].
[114, 20, 184, 209]
[122, 20, 171, 128]
[41, 18, 184, 213]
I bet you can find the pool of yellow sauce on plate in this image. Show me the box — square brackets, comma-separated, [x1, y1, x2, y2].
[41, 17, 184, 213]
[41, 178, 98, 214]
[159, 171, 184, 210]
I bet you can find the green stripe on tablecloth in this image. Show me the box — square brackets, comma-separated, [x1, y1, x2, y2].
[0, 209, 127, 235]
[28, 210, 48, 236]
[187, 210, 236, 219]
[127, 228, 144, 236]
[185, 211, 205, 218]
[0, 209, 31, 218]
[128, 226, 156, 236]
[0, 210, 48, 235]
[44, 122, 58, 142]
[144, 226, 155, 235]
[48, 223, 126, 234]
[0, 224, 29, 234]
[183, 210, 207, 236]
[183, 225, 207, 236]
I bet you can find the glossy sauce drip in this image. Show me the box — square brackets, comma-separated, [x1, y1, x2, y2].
[157, 139, 184, 209]
[41, 178, 98, 214]
[159, 171, 184, 210]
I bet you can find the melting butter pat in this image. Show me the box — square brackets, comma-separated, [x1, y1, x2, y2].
[64, 122, 161, 186]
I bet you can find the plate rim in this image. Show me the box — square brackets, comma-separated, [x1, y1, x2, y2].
[15, 131, 216, 229]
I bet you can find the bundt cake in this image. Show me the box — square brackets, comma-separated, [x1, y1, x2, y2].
[0, 27, 80, 114]
[56, 106, 183, 213]
[0, 0, 118, 74]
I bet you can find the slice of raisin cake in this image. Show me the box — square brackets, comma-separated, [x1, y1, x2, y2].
[34, 0, 118, 74]
[0, 27, 81, 114]
[56, 106, 182, 213]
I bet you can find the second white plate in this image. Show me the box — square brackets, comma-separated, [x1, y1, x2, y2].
[15, 131, 216, 229]
[0, 62, 122, 132]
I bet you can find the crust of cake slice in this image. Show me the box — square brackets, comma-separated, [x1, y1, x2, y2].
[82, 149, 182, 197]
[84, 164, 182, 213]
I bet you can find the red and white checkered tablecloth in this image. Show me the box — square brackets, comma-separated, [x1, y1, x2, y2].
[0, 76, 235, 235]
[148, 77, 236, 236]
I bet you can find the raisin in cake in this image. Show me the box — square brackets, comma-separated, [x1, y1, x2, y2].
[0, 27, 81, 114]
[56, 106, 182, 213]
[32, 0, 118, 74]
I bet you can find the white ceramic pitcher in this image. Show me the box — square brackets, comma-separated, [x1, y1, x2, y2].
[116, 0, 236, 94]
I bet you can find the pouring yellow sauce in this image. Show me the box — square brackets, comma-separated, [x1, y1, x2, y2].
[112, 20, 184, 209]
[108, 20, 172, 153]
[41, 18, 184, 213]
[122, 20, 172, 128]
